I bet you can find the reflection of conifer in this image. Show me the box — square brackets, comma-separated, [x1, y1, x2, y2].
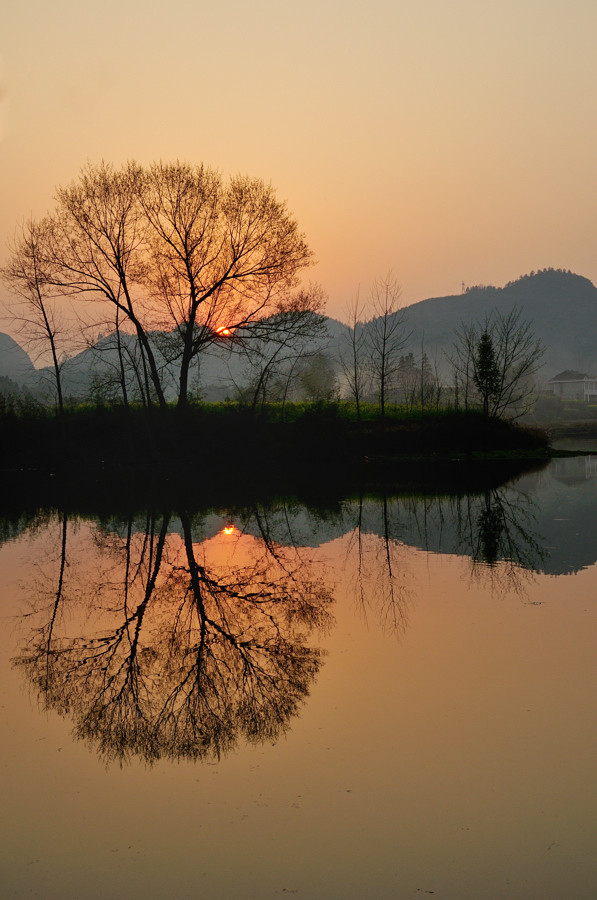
[478, 492, 501, 566]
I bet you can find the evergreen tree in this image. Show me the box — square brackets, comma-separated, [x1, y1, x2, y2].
[474, 330, 500, 416]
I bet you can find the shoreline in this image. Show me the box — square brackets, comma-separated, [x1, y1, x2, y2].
[1, 403, 591, 509]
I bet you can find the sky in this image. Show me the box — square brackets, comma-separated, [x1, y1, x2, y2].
[2, 0, 597, 335]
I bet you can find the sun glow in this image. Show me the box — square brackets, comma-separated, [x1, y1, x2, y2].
[216, 326, 232, 337]
[222, 525, 236, 535]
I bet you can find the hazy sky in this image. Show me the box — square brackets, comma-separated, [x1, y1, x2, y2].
[2, 0, 597, 327]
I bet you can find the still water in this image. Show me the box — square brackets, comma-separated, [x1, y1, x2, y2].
[1, 458, 597, 899]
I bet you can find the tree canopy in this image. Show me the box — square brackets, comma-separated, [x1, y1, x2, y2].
[3, 161, 316, 409]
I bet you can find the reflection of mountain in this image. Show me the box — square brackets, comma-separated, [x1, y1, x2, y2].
[230, 491, 545, 574]
[513, 461, 597, 575]
[223, 459, 597, 576]
[5, 455, 597, 606]
[64, 457, 597, 575]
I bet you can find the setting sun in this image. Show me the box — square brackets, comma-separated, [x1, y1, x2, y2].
[216, 326, 232, 337]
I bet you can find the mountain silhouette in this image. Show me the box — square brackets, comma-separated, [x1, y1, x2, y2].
[0, 333, 36, 384]
[2, 269, 595, 398]
[396, 269, 597, 378]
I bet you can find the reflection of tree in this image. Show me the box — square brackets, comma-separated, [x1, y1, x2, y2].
[343, 483, 545, 616]
[454, 486, 546, 594]
[345, 494, 411, 637]
[20, 510, 69, 697]
[14, 511, 333, 765]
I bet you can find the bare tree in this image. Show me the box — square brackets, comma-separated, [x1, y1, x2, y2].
[231, 285, 328, 412]
[2, 219, 67, 417]
[339, 291, 369, 422]
[3, 161, 314, 411]
[139, 162, 314, 407]
[365, 273, 410, 419]
[48, 161, 168, 409]
[449, 307, 545, 418]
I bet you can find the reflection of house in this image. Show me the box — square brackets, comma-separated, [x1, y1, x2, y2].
[547, 370, 597, 402]
[551, 455, 597, 483]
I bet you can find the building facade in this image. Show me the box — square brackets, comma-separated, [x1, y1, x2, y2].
[547, 370, 597, 402]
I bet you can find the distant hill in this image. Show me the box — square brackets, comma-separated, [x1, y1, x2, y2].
[31, 316, 352, 403]
[394, 269, 597, 379]
[2, 269, 595, 399]
[0, 333, 36, 384]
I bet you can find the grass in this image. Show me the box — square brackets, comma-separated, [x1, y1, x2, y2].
[0, 397, 550, 469]
[0, 398, 555, 508]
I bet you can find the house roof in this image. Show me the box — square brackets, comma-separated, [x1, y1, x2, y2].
[548, 370, 593, 382]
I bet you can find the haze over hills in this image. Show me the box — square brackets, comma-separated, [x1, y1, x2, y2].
[0, 333, 36, 385]
[398, 269, 597, 379]
[1, 269, 595, 398]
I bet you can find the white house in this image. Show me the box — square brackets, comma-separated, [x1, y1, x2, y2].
[547, 370, 597, 402]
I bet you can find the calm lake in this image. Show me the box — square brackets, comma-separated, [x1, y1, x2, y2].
[2, 457, 597, 899]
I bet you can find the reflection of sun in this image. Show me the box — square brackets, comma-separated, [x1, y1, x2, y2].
[222, 525, 235, 535]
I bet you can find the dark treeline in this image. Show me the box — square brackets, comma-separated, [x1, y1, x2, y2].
[0, 439, 550, 523]
[0, 400, 550, 493]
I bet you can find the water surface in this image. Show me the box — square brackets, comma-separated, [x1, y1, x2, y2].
[2, 458, 597, 899]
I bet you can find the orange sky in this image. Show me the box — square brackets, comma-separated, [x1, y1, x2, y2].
[2, 0, 597, 333]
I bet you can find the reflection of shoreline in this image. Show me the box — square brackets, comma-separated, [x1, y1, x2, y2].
[5, 460, 593, 576]
[9, 463, 592, 766]
[218, 485, 545, 575]
[223, 463, 597, 576]
[0, 455, 549, 521]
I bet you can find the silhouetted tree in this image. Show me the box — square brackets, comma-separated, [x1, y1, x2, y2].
[339, 291, 369, 421]
[3, 161, 315, 410]
[139, 162, 314, 407]
[474, 330, 500, 416]
[1, 219, 67, 417]
[450, 308, 545, 418]
[365, 273, 410, 419]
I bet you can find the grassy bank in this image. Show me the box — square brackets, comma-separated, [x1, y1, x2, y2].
[0, 400, 555, 509]
[0, 400, 550, 473]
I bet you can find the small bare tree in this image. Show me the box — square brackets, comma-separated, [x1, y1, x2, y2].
[365, 273, 410, 420]
[2, 219, 67, 417]
[339, 291, 369, 422]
